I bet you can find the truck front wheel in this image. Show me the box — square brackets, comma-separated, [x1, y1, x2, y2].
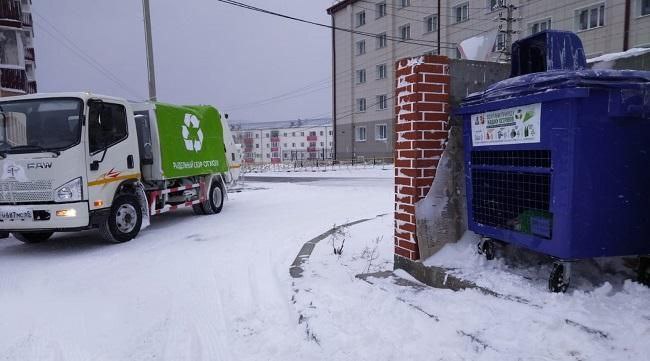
[100, 195, 142, 243]
[13, 231, 53, 244]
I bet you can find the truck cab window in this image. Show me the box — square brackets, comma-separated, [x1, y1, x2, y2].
[134, 111, 154, 164]
[89, 102, 128, 154]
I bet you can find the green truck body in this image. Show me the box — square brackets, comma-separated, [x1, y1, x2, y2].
[154, 103, 229, 179]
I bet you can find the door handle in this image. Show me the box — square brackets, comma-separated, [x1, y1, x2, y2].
[127, 155, 134, 169]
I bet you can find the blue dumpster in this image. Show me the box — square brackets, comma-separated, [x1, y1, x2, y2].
[457, 31, 650, 291]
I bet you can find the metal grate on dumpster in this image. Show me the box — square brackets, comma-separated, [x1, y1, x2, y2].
[471, 150, 551, 168]
[471, 169, 553, 239]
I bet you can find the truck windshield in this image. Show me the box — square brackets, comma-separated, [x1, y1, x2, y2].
[0, 98, 83, 154]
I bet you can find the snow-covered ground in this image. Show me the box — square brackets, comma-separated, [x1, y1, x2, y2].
[1, 173, 649, 360]
[243, 164, 394, 179]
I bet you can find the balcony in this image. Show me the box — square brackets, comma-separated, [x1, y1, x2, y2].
[306, 135, 318, 141]
[0, 68, 27, 93]
[271, 147, 279, 152]
[307, 146, 317, 152]
[21, 12, 31, 27]
[0, 0, 22, 27]
[24, 47, 34, 61]
[243, 138, 254, 145]
[270, 136, 280, 142]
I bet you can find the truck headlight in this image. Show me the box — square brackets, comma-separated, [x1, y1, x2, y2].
[55, 177, 83, 203]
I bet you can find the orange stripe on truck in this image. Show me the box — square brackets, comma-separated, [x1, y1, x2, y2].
[88, 173, 141, 187]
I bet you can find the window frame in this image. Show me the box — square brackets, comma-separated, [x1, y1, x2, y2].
[530, 17, 552, 34]
[452, 2, 470, 24]
[575, 3, 606, 32]
[375, 124, 387, 140]
[356, 98, 367, 113]
[356, 126, 367, 142]
[356, 69, 367, 84]
[377, 32, 388, 49]
[399, 0, 411, 8]
[356, 11, 366, 27]
[356, 40, 366, 55]
[399, 23, 411, 40]
[638, 0, 650, 17]
[424, 14, 438, 33]
[376, 63, 387, 80]
[376, 1, 387, 18]
[377, 94, 388, 110]
[88, 101, 129, 156]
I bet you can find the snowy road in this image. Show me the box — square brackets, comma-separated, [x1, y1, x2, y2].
[0, 177, 392, 360]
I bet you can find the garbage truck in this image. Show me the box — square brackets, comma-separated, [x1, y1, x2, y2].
[0, 92, 240, 244]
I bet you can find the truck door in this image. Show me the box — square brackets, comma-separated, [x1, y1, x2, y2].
[86, 100, 140, 210]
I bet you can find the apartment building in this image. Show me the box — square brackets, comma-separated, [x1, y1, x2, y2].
[230, 118, 333, 164]
[328, 0, 650, 159]
[0, 0, 37, 97]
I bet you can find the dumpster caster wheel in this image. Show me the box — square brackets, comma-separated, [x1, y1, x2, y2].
[477, 238, 496, 261]
[548, 262, 571, 293]
[638, 257, 650, 287]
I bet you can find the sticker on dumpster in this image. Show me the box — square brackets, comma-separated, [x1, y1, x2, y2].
[471, 103, 541, 146]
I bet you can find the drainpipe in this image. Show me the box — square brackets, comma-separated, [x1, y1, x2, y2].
[623, 0, 631, 51]
[331, 14, 337, 160]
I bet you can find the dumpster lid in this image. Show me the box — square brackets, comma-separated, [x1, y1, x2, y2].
[459, 69, 650, 109]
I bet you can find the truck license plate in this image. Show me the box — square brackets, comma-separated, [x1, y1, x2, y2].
[0, 207, 33, 221]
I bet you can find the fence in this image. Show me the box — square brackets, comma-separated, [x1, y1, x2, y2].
[241, 157, 394, 174]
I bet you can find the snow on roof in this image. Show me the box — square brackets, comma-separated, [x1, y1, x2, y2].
[230, 117, 332, 131]
[587, 47, 650, 63]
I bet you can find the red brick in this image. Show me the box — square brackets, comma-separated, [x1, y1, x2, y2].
[395, 212, 411, 223]
[394, 159, 412, 168]
[398, 204, 415, 214]
[415, 83, 444, 94]
[416, 64, 444, 74]
[398, 240, 418, 252]
[422, 131, 449, 140]
[395, 141, 413, 150]
[422, 168, 437, 178]
[415, 158, 439, 168]
[394, 231, 411, 241]
[395, 176, 412, 186]
[394, 123, 412, 132]
[424, 93, 450, 102]
[398, 150, 421, 159]
[413, 140, 442, 149]
[397, 112, 422, 122]
[399, 131, 422, 140]
[397, 186, 417, 197]
[416, 177, 434, 187]
[423, 74, 450, 84]
[399, 222, 416, 233]
[404, 74, 420, 84]
[413, 121, 445, 131]
[420, 113, 449, 122]
[416, 102, 443, 112]
[394, 246, 412, 259]
[423, 149, 444, 158]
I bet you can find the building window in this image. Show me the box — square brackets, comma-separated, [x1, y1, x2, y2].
[453, 2, 469, 24]
[530, 18, 551, 34]
[377, 32, 388, 48]
[377, 94, 388, 110]
[356, 69, 367, 84]
[256, 144, 259, 148]
[377, 64, 387, 79]
[320, 131, 324, 136]
[292, 143, 296, 147]
[399, 24, 411, 40]
[266, 153, 270, 158]
[376, 2, 387, 18]
[356, 11, 366, 27]
[301, 142, 305, 147]
[283, 143, 287, 148]
[357, 98, 367, 112]
[283, 132, 287, 136]
[641, 0, 650, 16]
[356, 127, 367, 141]
[356, 40, 366, 55]
[576, 3, 605, 31]
[425, 15, 438, 33]
[265, 133, 269, 138]
[376, 124, 387, 140]
[267, 143, 270, 148]
[494, 32, 507, 51]
[400, 0, 410, 8]
[320, 142, 324, 146]
[255, 133, 259, 138]
[301, 132, 305, 136]
[487, 0, 503, 12]
[329, 130, 333, 136]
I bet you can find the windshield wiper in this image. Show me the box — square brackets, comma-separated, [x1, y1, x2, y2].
[7, 145, 60, 157]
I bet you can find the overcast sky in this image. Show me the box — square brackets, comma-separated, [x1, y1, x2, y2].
[32, 0, 334, 123]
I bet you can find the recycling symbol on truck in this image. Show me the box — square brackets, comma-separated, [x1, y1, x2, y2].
[181, 114, 204, 152]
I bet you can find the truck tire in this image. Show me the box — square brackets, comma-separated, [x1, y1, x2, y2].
[13, 231, 53, 244]
[100, 195, 142, 243]
[193, 181, 223, 215]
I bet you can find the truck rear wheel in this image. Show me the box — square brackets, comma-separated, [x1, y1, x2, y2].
[193, 181, 223, 215]
[100, 195, 142, 243]
[13, 231, 53, 244]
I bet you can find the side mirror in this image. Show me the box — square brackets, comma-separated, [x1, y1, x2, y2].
[90, 160, 100, 171]
[224, 113, 229, 119]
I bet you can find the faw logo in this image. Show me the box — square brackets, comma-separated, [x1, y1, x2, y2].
[27, 162, 53, 170]
[181, 114, 204, 152]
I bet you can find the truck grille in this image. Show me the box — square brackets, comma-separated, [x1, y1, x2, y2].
[0, 180, 54, 203]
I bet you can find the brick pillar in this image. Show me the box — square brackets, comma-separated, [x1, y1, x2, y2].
[394, 55, 450, 261]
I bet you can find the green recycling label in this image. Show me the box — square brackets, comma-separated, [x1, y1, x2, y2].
[471, 103, 541, 146]
[154, 103, 228, 179]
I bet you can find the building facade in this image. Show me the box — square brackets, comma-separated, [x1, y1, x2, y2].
[328, 0, 650, 159]
[230, 118, 333, 164]
[0, 0, 36, 97]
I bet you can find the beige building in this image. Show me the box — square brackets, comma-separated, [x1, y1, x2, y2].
[0, 0, 37, 97]
[327, 0, 650, 159]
